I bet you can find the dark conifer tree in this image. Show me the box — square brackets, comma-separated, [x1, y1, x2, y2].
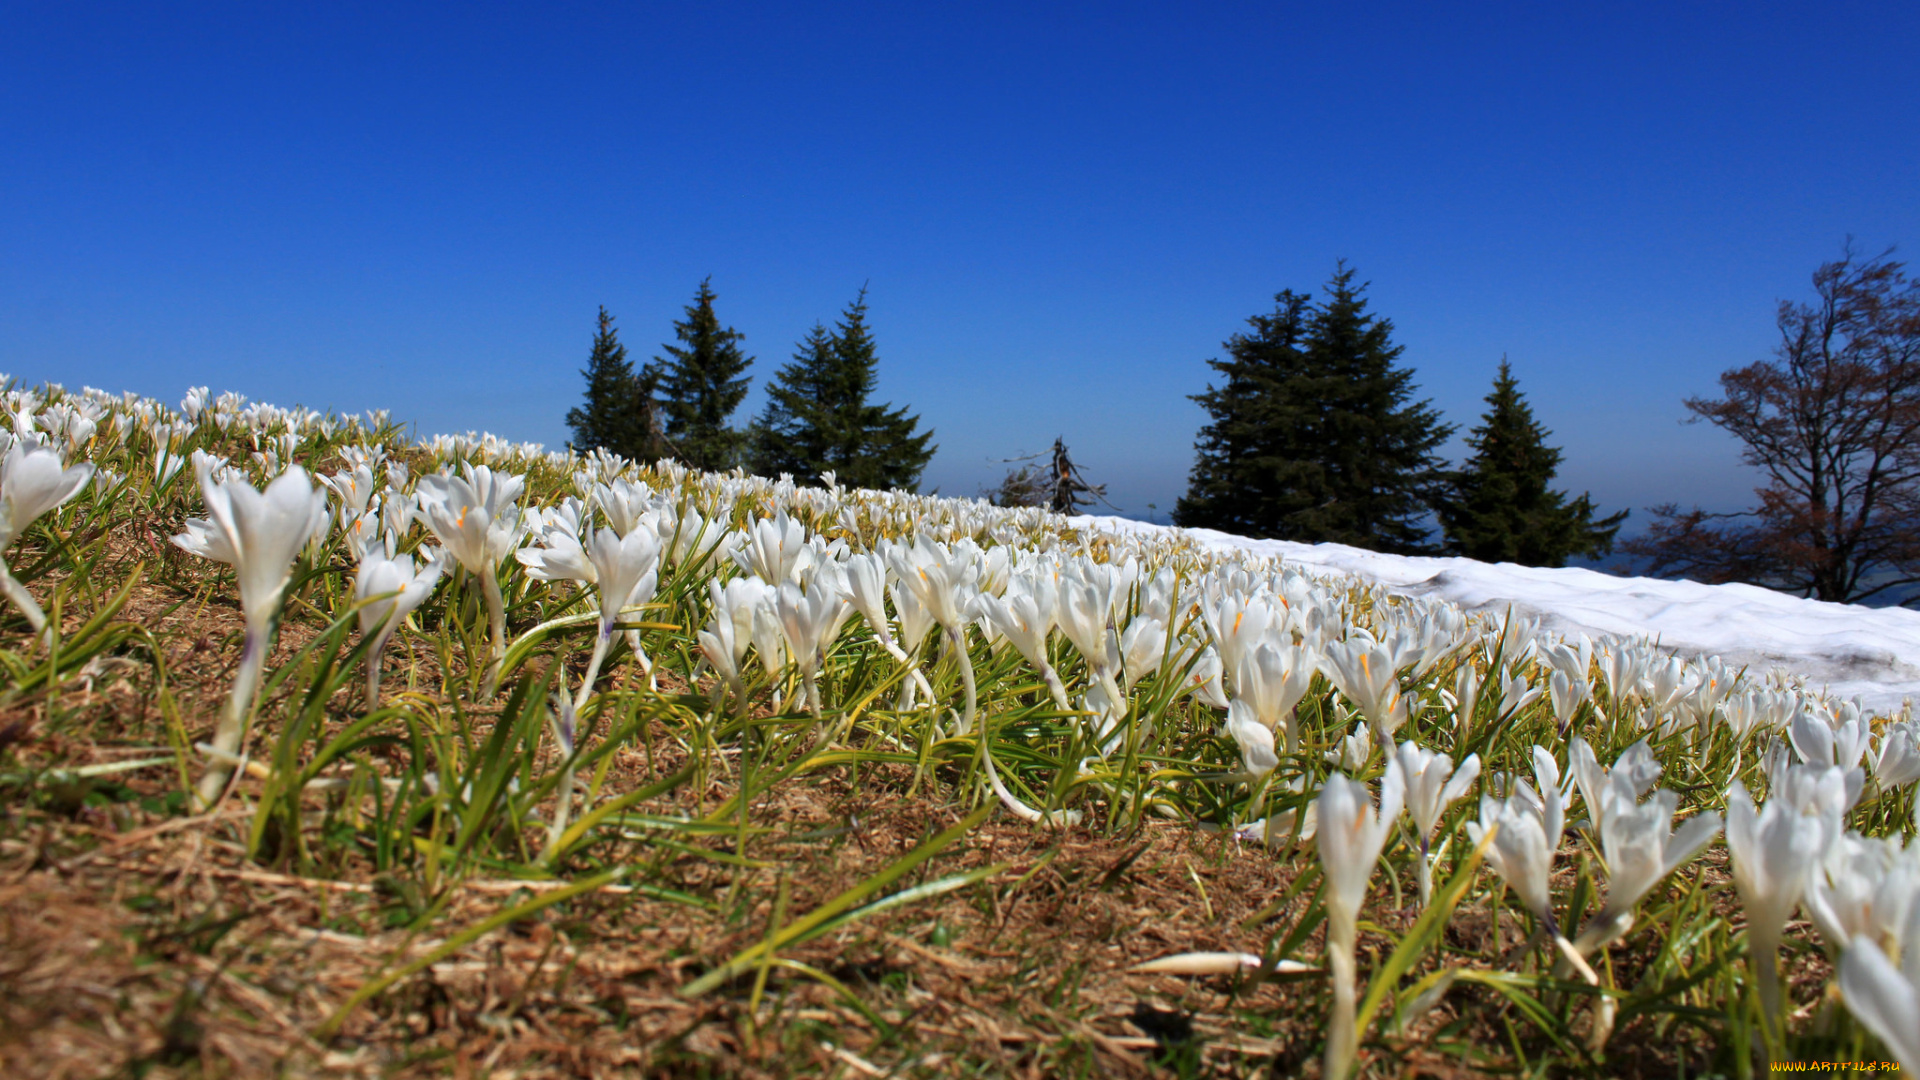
[1176, 265, 1453, 553]
[749, 323, 836, 479]
[1435, 359, 1627, 566]
[566, 307, 663, 459]
[1293, 264, 1454, 552]
[1174, 290, 1314, 533]
[655, 278, 753, 471]
[749, 288, 936, 490]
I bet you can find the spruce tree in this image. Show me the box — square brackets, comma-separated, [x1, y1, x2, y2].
[655, 278, 753, 471]
[749, 323, 837, 479]
[566, 307, 662, 459]
[1175, 265, 1453, 553]
[748, 289, 936, 490]
[1436, 359, 1627, 566]
[1174, 290, 1314, 534]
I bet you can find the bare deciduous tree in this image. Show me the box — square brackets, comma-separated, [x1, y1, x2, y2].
[1626, 246, 1920, 604]
[983, 438, 1113, 515]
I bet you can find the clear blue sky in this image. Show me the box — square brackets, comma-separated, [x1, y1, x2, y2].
[4, 3, 1916, 525]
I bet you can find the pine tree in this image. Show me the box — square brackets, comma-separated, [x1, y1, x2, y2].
[748, 289, 936, 490]
[655, 278, 753, 471]
[565, 307, 663, 460]
[1175, 265, 1453, 553]
[1436, 359, 1627, 566]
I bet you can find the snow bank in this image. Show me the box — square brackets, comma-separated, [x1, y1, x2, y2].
[1082, 516, 1920, 712]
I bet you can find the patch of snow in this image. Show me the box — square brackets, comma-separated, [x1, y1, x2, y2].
[1082, 516, 1920, 713]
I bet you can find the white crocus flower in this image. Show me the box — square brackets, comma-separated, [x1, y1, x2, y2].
[1224, 698, 1278, 776]
[841, 551, 938, 707]
[699, 577, 771, 702]
[1841, 914, 1920, 1072]
[1323, 636, 1408, 741]
[1469, 795, 1558, 935]
[1642, 656, 1697, 716]
[749, 591, 789, 684]
[775, 568, 853, 714]
[1327, 720, 1373, 773]
[1117, 610, 1168, 692]
[1772, 760, 1862, 845]
[513, 521, 655, 859]
[1599, 645, 1648, 718]
[1053, 566, 1120, 684]
[533, 496, 587, 545]
[519, 526, 661, 709]
[1397, 740, 1481, 904]
[1565, 738, 1719, 965]
[841, 552, 897, 650]
[731, 512, 816, 583]
[1203, 592, 1278, 677]
[517, 529, 593, 582]
[417, 464, 526, 695]
[151, 427, 192, 493]
[1791, 706, 1871, 772]
[1467, 748, 1585, 967]
[586, 526, 663, 690]
[1078, 676, 1130, 759]
[656, 506, 730, 572]
[1872, 719, 1920, 791]
[1569, 738, 1661, 822]
[531, 525, 660, 857]
[1805, 833, 1920, 961]
[885, 536, 981, 634]
[886, 573, 937, 657]
[1235, 638, 1318, 759]
[1494, 670, 1545, 720]
[1576, 784, 1720, 951]
[322, 462, 378, 518]
[1548, 668, 1590, 735]
[1726, 779, 1826, 1033]
[1316, 762, 1405, 1080]
[173, 465, 330, 807]
[974, 581, 1068, 709]
[1516, 745, 1571, 845]
[1182, 645, 1230, 711]
[0, 441, 94, 636]
[355, 547, 448, 708]
[591, 477, 654, 536]
[1449, 664, 1480, 729]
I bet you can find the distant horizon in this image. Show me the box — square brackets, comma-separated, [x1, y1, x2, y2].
[5, 4, 1915, 530]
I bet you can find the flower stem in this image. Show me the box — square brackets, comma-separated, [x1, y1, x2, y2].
[1324, 911, 1359, 1080]
[546, 625, 614, 861]
[574, 624, 614, 715]
[479, 568, 506, 699]
[0, 561, 48, 640]
[954, 626, 1070, 826]
[1750, 924, 1786, 1047]
[365, 627, 394, 712]
[197, 625, 268, 809]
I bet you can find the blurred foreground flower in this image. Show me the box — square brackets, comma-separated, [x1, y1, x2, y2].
[1840, 922, 1920, 1072]
[1317, 763, 1404, 1080]
[174, 465, 329, 807]
[1726, 778, 1824, 1039]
